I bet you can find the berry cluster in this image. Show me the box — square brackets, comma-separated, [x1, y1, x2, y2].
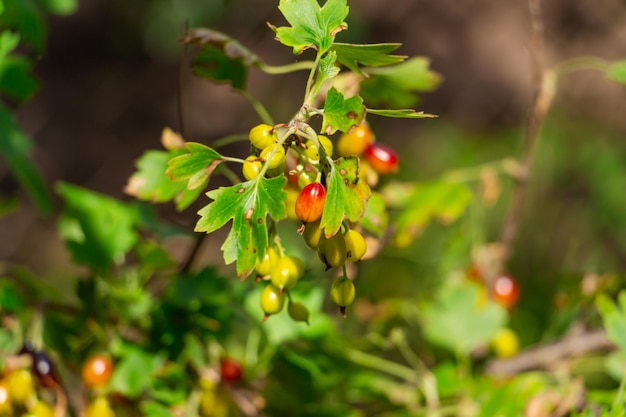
[244, 122, 399, 319]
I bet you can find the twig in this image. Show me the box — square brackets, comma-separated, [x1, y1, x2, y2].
[180, 233, 206, 274]
[498, 0, 556, 269]
[485, 328, 613, 376]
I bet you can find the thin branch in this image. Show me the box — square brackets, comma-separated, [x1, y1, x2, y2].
[485, 328, 613, 376]
[498, 0, 556, 269]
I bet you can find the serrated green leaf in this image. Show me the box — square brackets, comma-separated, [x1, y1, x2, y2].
[318, 50, 340, 82]
[366, 108, 437, 119]
[57, 182, 138, 272]
[361, 57, 442, 108]
[191, 45, 248, 90]
[167, 142, 224, 190]
[607, 60, 626, 85]
[195, 176, 287, 278]
[322, 87, 365, 134]
[394, 181, 472, 248]
[422, 281, 506, 355]
[331, 42, 406, 75]
[0, 105, 52, 215]
[321, 156, 371, 237]
[272, 0, 349, 54]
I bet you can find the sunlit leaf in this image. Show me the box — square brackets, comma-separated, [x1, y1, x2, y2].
[271, 0, 349, 54]
[331, 42, 406, 75]
[109, 345, 165, 399]
[195, 176, 287, 278]
[321, 87, 365, 135]
[321, 156, 371, 237]
[166, 142, 224, 190]
[360, 192, 387, 237]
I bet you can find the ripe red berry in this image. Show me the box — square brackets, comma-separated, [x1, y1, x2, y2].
[364, 143, 399, 175]
[295, 183, 326, 223]
[220, 358, 243, 383]
[491, 274, 520, 309]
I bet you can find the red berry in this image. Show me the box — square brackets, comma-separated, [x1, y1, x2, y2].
[364, 143, 399, 175]
[220, 358, 243, 383]
[491, 274, 520, 309]
[295, 183, 326, 223]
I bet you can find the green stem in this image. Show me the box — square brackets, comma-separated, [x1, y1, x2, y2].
[342, 347, 418, 383]
[258, 127, 295, 178]
[220, 165, 243, 185]
[302, 53, 323, 112]
[258, 61, 316, 74]
[212, 133, 250, 148]
[222, 156, 246, 164]
[555, 56, 609, 76]
[240, 90, 274, 126]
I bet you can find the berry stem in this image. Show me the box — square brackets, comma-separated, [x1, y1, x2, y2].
[258, 61, 316, 74]
[240, 89, 274, 126]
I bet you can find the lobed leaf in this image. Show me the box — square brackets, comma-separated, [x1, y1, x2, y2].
[320, 156, 371, 237]
[166, 142, 224, 191]
[321, 87, 365, 135]
[195, 176, 287, 278]
[331, 42, 406, 75]
[272, 0, 349, 54]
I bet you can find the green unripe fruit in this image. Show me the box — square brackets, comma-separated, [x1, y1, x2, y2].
[249, 124, 277, 149]
[318, 232, 346, 270]
[260, 145, 286, 170]
[330, 277, 355, 317]
[270, 256, 302, 290]
[260, 283, 285, 317]
[255, 247, 278, 277]
[297, 169, 317, 189]
[344, 229, 367, 262]
[288, 301, 310, 324]
[304, 135, 333, 162]
[302, 221, 323, 250]
[242, 155, 263, 180]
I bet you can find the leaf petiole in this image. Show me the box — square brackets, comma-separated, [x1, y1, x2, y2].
[258, 61, 316, 74]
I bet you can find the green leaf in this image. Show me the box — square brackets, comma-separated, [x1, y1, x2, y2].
[0, 279, 23, 313]
[37, 0, 78, 15]
[125, 150, 204, 211]
[607, 60, 626, 85]
[421, 280, 506, 355]
[360, 192, 388, 237]
[180, 28, 260, 67]
[272, 0, 349, 54]
[191, 45, 248, 90]
[166, 142, 224, 190]
[321, 87, 365, 135]
[0, 31, 20, 58]
[0, 0, 46, 52]
[331, 42, 406, 75]
[361, 57, 442, 108]
[597, 292, 626, 351]
[109, 346, 165, 399]
[140, 402, 173, 417]
[320, 156, 371, 237]
[393, 181, 472, 248]
[0, 55, 38, 101]
[57, 182, 139, 272]
[195, 176, 287, 278]
[0, 105, 52, 215]
[366, 108, 437, 119]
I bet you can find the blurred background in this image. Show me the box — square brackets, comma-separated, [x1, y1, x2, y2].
[2, 0, 626, 303]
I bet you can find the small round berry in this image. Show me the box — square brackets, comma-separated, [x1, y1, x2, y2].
[337, 124, 374, 157]
[7, 369, 34, 405]
[82, 354, 114, 387]
[85, 396, 115, 417]
[270, 256, 302, 291]
[302, 220, 323, 250]
[304, 136, 333, 162]
[260, 145, 286, 170]
[249, 124, 277, 149]
[491, 328, 520, 358]
[255, 247, 278, 277]
[344, 229, 367, 262]
[295, 183, 326, 223]
[288, 301, 310, 324]
[317, 232, 346, 270]
[491, 274, 520, 309]
[242, 155, 263, 181]
[297, 169, 317, 189]
[330, 277, 356, 317]
[260, 283, 285, 317]
[364, 143, 399, 175]
[220, 358, 243, 383]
